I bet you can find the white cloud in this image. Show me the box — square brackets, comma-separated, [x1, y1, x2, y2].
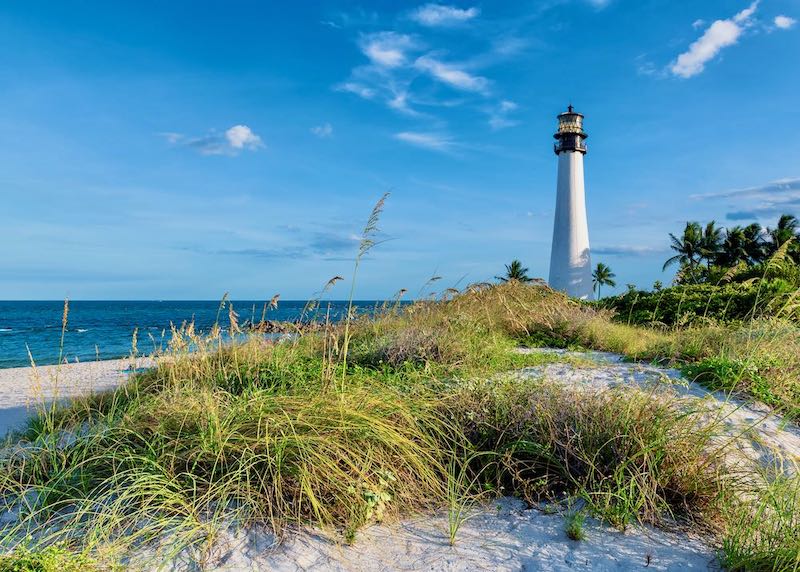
[635, 54, 661, 77]
[488, 100, 520, 129]
[163, 125, 263, 155]
[774, 15, 796, 29]
[359, 31, 417, 68]
[692, 19, 705, 29]
[733, 1, 759, 24]
[499, 100, 517, 112]
[311, 123, 333, 138]
[160, 132, 184, 144]
[691, 177, 800, 200]
[225, 125, 263, 150]
[394, 131, 454, 152]
[593, 245, 665, 256]
[414, 55, 490, 93]
[336, 82, 376, 99]
[387, 91, 423, 116]
[670, 1, 758, 78]
[691, 177, 800, 221]
[410, 4, 479, 27]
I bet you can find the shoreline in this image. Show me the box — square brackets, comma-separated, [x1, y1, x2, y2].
[0, 356, 151, 437]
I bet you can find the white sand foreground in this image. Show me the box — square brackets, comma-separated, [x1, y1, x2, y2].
[0, 357, 151, 437]
[164, 497, 716, 571]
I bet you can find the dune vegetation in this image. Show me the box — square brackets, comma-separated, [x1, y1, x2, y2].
[1, 199, 798, 571]
[0, 279, 797, 570]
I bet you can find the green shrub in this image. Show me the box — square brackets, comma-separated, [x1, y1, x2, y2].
[681, 356, 780, 406]
[565, 510, 587, 541]
[0, 543, 97, 572]
[600, 281, 798, 326]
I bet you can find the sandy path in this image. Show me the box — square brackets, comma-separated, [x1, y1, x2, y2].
[514, 348, 800, 475]
[0, 357, 151, 437]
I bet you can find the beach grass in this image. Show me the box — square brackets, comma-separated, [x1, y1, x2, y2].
[0, 280, 797, 569]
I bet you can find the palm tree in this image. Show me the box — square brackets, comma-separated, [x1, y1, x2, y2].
[700, 220, 723, 268]
[766, 214, 798, 258]
[663, 222, 703, 278]
[592, 262, 616, 298]
[764, 214, 800, 263]
[742, 222, 765, 264]
[717, 226, 748, 268]
[496, 260, 532, 283]
[768, 214, 798, 247]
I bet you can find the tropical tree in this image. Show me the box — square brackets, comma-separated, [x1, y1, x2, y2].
[768, 214, 798, 249]
[592, 262, 616, 298]
[663, 222, 703, 278]
[766, 214, 800, 263]
[700, 220, 723, 268]
[742, 222, 766, 264]
[496, 260, 532, 283]
[717, 226, 749, 268]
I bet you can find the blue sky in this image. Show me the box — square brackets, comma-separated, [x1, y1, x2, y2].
[1, 0, 798, 300]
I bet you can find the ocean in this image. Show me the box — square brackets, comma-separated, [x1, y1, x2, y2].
[0, 300, 382, 369]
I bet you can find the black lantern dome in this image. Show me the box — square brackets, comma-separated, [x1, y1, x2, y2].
[554, 105, 587, 155]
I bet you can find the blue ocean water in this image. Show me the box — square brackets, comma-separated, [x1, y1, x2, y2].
[0, 300, 382, 369]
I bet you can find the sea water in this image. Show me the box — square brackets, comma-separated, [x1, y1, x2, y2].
[0, 300, 383, 369]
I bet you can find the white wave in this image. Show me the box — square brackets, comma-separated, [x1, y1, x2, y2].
[76, 329, 89, 333]
[0, 328, 12, 332]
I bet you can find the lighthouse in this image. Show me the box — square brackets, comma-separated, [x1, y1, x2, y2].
[548, 105, 593, 300]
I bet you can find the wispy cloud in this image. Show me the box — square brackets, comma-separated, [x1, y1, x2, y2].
[586, 0, 612, 9]
[774, 15, 796, 30]
[414, 55, 490, 93]
[334, 9, 526, 130]
[335, 82, 376, 99]
[691, 177, 800, 200]
[311, 123, 333, 138]
[162, 125, 263, 155]
[410, 4, 480, 27]
[635, 54, 661, 77]
[359, 31, 418, 68]
[692, 177, 800, 221]
[593, 245, 665, 256]
[387, 90, 424, 116]
[488, 100, 519, 130]
[205, 231, 361, 261]
[670, 1, 758, 78]
[394, 131, 455, 152]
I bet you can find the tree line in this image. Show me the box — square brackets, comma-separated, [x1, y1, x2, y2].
[663, 214, 800, 284]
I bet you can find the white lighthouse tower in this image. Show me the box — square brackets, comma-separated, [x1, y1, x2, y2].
[548, 105, 593, 300]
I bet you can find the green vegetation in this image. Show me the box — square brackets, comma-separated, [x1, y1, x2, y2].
[496, 259, 534, 283]
[0, 543, 97, 572]
[600, 281, 799, 326]
[565, 510, 587, 541]
[0, 281, 797, 569]
[662, 215, 800, 284]
[602, 214, 800, 327]
[592, 262, 616, 299]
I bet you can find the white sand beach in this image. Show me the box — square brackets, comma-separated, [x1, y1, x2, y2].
[0, 357, 152, 437]
[175, 497, 718, 571]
